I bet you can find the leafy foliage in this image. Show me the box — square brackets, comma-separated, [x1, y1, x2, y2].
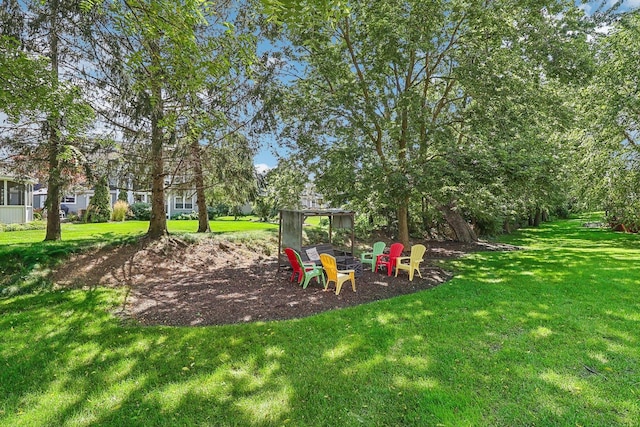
[111, 200, 129, 222]
[129, 202, 152, 221]
[85, 176, 112, 223]
[264, 0, 594, 242]
[573, 10, 640, 231]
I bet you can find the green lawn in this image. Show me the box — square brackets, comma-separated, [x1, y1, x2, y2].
[0, 218, 278, 296]
[0, 217, 277, 244]
[1, 216, 639, 426]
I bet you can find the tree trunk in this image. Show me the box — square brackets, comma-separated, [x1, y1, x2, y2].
[44, 0, 62, 242]
[397, 197, 410, 248]
[191, 136, 210, 233]
[44, 147, 62, 241]
[439, 202, 477, 243]
[146, 40, 168, 239]
[421, 196, 430, 232]
[533, 207, 542, 227]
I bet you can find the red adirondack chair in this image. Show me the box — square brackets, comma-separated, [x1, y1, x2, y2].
[374, 242, 404, 276]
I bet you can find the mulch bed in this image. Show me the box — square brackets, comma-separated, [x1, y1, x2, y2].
[120, 240, 513, 326]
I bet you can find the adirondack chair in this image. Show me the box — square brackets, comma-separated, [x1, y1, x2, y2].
[360, 241, 386, 272]
[284, 248, 325, 289]
[395, 244, 427, 281]
[374, 242, 404, 276]
[320, 253, 356, 295]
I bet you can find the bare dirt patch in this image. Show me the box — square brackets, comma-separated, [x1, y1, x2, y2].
[52, 237, 516, 326]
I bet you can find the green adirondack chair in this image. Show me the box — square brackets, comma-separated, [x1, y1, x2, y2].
[360, 241, 386, 272]
[286, 248, 325, 289]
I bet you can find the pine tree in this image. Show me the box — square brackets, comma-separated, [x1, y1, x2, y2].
[85, 176, 111, 223]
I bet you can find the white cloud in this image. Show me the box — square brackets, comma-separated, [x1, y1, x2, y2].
[254, 163, 271, 174]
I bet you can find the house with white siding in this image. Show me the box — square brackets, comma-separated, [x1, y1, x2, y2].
[0, 172, 34, 224]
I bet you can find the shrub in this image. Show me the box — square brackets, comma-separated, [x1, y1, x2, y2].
[67, 213, 81, 222]
[170, 211, 199, 220]
[0, 221, 46, 232]
[210, 203, 230, 217]
[130, 202, 152, 220]
[253, 197, 275, 222]
[207, 206, 217, 220]
[85, 177, 112, 223]
[112, 200, 129, 221]
[117, 190, 129, 202]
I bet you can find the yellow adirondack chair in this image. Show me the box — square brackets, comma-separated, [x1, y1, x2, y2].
[320, 253, 356, 295]
[395, 244, 426, 281]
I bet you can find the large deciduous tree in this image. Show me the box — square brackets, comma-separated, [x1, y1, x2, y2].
[264, 0, 592, 244]
[574, 10, 640, 230]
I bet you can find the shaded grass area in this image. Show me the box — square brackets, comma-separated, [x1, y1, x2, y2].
[0, 219, 277, 296]
[1, 216, 639, 425]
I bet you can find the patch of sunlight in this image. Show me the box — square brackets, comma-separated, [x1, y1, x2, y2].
[217, 352, 232, 363]
[520, 271, 536, 276]
[155, 376, 231, 412]
[229, 336, 245, 346]
[393, 375, 439, 391]
[399, 355, 431, 369]
[375, 312, 398, 325]
[130, 338, 153, 353]
[599, 325, 636, 343]
[604, 341, 631, 356]
[104, 358, 136, 384]
[540, 370, 586, 395]
[610, 252, 640, 261]
[527, 311, 551, 320]
[14, 378, 82, 426]
[346, 354, 385, 374]
[535, 392, 567, 417]
[605, 310, 640, 322]
[264, 346, 285, 358]
[72, 377, 142, 426]
[69, 342, 101, 366]
[229, 360, 281, 391]
[235, 385, 293, 424]
[531, 326, 553, 339]
[587, 352, 609, 364]
[537, 304, 550, 310]
[473, 310, 490, 318]
[324, 342, 357, 361]
[478, 277, 504, 284]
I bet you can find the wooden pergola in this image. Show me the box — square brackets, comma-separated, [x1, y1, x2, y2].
[278, 208, 355, 268]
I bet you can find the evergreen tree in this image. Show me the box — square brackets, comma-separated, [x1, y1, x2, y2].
[85, 176, 111, 223]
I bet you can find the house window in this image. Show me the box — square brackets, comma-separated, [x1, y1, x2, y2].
[174, 194, 193, 210]
[175, 196, 184, 210]
[134, 193, 147, 203]
[62, 195, 76, 204]
[0, 180, 4, 205]
[7, 181, 24, 205]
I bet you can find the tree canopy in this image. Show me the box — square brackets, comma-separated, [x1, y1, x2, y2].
[262, 0, 595, 244]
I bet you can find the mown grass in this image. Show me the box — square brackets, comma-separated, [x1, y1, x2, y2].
[1, 215, 639, 426]
[0, 218, 277, 296]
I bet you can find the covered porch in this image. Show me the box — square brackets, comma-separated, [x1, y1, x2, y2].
[0, 175, 34, 224]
